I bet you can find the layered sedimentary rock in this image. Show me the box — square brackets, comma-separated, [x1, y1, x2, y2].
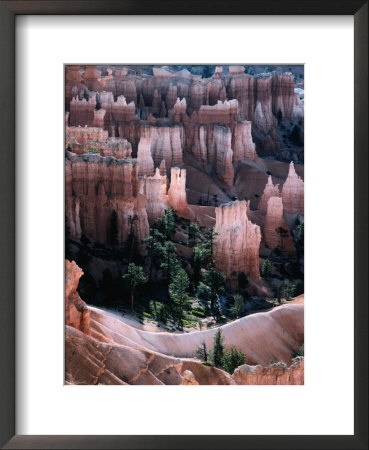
[264, 196, 295, 254]
[168, 167, 189, 215]
[136, 137, 155, 177]
[258, 175, 281, 211]
[214, 200, 261, 284]
[140, 168, 168, 224]
[66, 126, 132, 159]
[233, 357, 304, 385]
[65, 152, 149, 247]
[282, 162, 304, 214]
[65, 260, 90, 335]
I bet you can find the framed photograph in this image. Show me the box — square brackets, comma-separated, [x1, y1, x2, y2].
[0, 1, 367, 449]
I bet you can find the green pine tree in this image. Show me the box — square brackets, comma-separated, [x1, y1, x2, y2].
[210, 328, 225, 368]
[222, 347, 246, 374]
[122, 263, 147, 311]
[261, 258, 272, 280]
[169, 268, 190, 329]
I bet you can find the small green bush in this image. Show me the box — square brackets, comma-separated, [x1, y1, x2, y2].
[88, 146, 99, 154]
[222, 347, 246, 374]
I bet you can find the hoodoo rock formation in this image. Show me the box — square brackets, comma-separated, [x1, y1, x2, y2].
[258, 175, 281, 211]
[214, 200, 261, 284]
[137, 137, 155, 177]
[140, 168, 168, 225]
[282, 161, 304, 215]
[65, 152, 149, 247]
[168, 167, 189, 216]
[264, 196, 295, 254]
[141, 125, 183, 169]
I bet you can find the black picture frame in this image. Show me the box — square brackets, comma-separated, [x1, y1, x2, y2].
[0, 1, 367, 449]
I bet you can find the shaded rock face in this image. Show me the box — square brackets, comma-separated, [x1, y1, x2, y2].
[136, 136, 155, 177]
[258, 175, 280, 211]
[282, 161, 304, 214]
[65, 152, 149, 248]
[66, 126, 132, 159]
[264, 196, 295, 254]
[65, 260, 90, 335]
[233, 357, 304, 385]
[214, 200, 261, 284]
[139, 169, 168, 225]
[168, 167, 189, 216]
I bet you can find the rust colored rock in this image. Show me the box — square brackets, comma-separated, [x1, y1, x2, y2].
[233, 357, 304, 385]
[282, 161, 304, 214]
[258, 175, 281, 211]
[264, 196, 295, 254]
[137, 136, 155, 177]
[168, 167, 189, 215]
[65, 260, 90, 335]
[214, 200, 261, 284]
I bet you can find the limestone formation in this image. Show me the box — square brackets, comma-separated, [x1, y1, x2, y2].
[264, 196, 295, 254]
[168, 167, 189, 215]
[282, 162, 304, 214]
[214, 200, 261, 284]
[258, 175, 280, 211]
[137, 137, 155, 177]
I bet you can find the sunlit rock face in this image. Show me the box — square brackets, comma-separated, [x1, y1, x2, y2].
[264, 196, 295, 254]
[214, 200, 261, 284]
[282, 161, 304, 214]
[140, 169, 168, 225]
[65, 260, 90, 335]
[232, 121, 257, 161]
[66, 126, 132, 159]
[233, 357, 304, 385]
[258, 175, 281, 211]
[168, 167, 189, 216]
[65, 152, 149, 248]
[137, 136, 155, 177]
